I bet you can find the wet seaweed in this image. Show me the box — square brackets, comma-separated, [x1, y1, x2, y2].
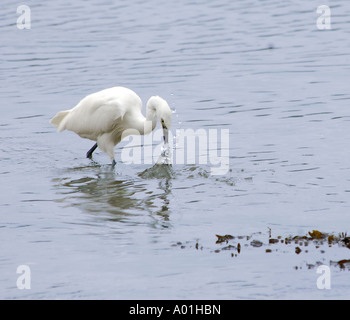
[172, 229, 350, 271]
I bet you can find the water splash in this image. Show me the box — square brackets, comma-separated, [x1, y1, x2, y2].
[138, 162, 175, 179]
[156, 142, 172, 165]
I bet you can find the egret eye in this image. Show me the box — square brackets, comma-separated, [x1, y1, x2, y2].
[161, 118, 167, 130]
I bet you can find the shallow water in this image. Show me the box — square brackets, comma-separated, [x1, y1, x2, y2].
[1, 0, 350, 299]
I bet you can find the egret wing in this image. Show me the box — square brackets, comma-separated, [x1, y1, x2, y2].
[63, 97, 127, 140]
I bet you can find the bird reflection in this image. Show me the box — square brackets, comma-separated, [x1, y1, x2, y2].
[52, 163, 174, 228]
[138, 164, 174, 227]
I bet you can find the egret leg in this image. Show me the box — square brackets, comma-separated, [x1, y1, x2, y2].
[111, 159, 116, 166]
[86, 143, 98, 159]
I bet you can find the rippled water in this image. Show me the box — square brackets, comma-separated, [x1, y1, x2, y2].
[1, 0, 350, 299]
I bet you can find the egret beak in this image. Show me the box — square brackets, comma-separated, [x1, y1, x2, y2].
[162, 124, 169, 145]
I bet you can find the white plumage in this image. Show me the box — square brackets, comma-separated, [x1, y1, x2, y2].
[50, 86, 172, 165]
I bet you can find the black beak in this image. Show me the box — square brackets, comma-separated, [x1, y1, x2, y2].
[162, 123, 169, 144]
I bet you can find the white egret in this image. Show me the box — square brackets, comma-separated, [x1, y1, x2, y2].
[50, 86, 172, 165]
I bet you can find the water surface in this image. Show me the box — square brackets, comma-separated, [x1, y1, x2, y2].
[1, 0, 350, 299]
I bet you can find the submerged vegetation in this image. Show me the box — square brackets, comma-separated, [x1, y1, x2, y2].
[172, 230, 350, 270]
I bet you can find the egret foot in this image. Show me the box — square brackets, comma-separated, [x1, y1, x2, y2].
[86, 143, 98, 159]
[111, 160, 116, 166]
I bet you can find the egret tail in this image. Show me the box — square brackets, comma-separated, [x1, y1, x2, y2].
[50, 110, 70, 131]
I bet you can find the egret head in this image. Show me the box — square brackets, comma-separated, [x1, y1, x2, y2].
[147, 96, 172, 144]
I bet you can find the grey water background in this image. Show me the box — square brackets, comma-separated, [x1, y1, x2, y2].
[1, 0, 350, 299]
